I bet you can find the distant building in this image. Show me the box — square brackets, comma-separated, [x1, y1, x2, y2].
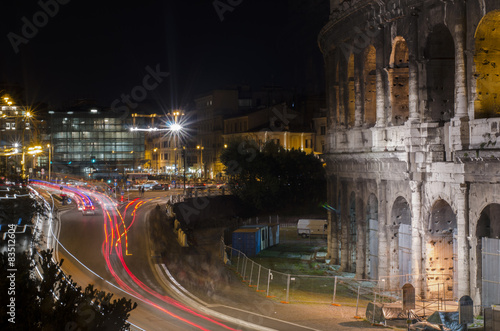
[222, 104, 316, 154]
[48, 105, 145, 179]
[0, 93, 39, 177]
[190, 89, 239, 178]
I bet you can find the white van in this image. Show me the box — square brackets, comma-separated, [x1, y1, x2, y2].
[297, 219, 327, 238]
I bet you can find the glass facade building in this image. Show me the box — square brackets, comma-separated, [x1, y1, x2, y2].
[50, 108, 145, 178]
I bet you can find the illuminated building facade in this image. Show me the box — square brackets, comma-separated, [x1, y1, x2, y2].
[49, 106, 145, 179]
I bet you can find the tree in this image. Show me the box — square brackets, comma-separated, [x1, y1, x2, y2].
[0, 249, 137, 330]
[221, 140, 326, 214]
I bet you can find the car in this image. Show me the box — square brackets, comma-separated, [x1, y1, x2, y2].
[152, 184, 168, 190]
[82, 205, 95, 215]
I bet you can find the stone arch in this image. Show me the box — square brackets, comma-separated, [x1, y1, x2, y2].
[424, 24, 455, 125]
[390, 196, 411, 287]
[364, 46, 377, 127]
[388, 37, 409, 125]
[347, 54, 355, 127]
[366, 193, 379, 279]
[474, 10, 500, 118]
[425, 199, 457, 299]
[475, 203, 500, 306]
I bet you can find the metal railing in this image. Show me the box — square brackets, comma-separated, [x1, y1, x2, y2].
[221, 244, 473, 321]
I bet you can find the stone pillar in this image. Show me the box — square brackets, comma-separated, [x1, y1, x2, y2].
[354, 53, 364, 127]
[409, 180, 423, 295]
[375, 41, 386, 127]
[328, 175, 340, 264]
[450, 4, 469, 152]
[339, 53, 348, 127]
[377, 180, 388, 281]
[456, 183, 470, 297]
[375, 70, 386, 127]
[326, 51, 338, 127]
[340, 181, 349, 271]
[407, 13, 420, 123]
[355, 182, 366, 279]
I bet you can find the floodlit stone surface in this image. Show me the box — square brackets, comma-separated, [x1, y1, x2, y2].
[319, 0, 500, 306]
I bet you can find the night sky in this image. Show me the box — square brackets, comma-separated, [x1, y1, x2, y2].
[1, 0, 328, 110]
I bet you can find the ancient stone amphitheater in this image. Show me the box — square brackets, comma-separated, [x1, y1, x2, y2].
[318, 0, 500, 307]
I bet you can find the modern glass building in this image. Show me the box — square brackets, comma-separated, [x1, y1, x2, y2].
[49, 106, 145, 179]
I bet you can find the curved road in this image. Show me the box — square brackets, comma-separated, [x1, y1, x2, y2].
[33, 182, 318, 331]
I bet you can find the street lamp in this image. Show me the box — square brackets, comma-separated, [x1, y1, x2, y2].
[153, 148, 158, 173]
[47, 144, 52, 181]
[197, 145, 204, 179]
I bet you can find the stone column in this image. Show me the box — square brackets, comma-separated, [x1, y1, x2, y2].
[326, 51, 338, 127]
[407, 13, 420, 123]
[375, 43, 386, 127]
[355, 182, 366, 279]
[450, 3, 469, 152]
[339, 53, 348, 127]
[328, 175, 340, 264]
[340, 181, 349, 271]
[409, 180, 423, 295]
[354, 53, 364, 127]
[377, 179, 388, 281]
[456, 183, 470, 297]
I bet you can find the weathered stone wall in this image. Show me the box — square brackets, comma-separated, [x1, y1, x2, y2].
[319, 0, 500, 305]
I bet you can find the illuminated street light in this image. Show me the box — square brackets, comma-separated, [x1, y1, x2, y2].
[170, 123, 182, 131]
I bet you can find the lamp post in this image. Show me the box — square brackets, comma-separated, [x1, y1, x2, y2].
[47, 144, 52, 181]
[197, 145, 204, 179]
[153, 148, 158, 174]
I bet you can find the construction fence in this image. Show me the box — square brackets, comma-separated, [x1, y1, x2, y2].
[221, 244, 493, 323]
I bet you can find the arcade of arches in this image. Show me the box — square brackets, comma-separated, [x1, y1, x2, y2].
[320, 2, 500, 307]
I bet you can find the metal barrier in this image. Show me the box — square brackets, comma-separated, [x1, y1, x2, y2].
[223, 244, 477, 321]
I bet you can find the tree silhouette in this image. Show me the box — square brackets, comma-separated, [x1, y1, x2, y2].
[0, 249, 137, 330]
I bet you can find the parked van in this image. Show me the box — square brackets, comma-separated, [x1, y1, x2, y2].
[297, 219, 327, 238]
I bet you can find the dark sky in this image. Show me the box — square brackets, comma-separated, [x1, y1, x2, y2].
[1, 0, 328, 110]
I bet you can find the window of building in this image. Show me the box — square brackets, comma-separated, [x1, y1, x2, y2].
[320, 126, 326, 135]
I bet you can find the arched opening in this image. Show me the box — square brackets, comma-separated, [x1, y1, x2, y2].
[424, 24, 455, 125]
[347, 54, 355, 127]
[476, 204, 500, 306]
[426, 200, 457, 299]
[367, 193, 379, 279]
[349, 191, 357, 272]
[475, 11, 500, 118]
[364, 46, 377, 127]
[389, 37, 409, 126]
[390, 196, 411, 287]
